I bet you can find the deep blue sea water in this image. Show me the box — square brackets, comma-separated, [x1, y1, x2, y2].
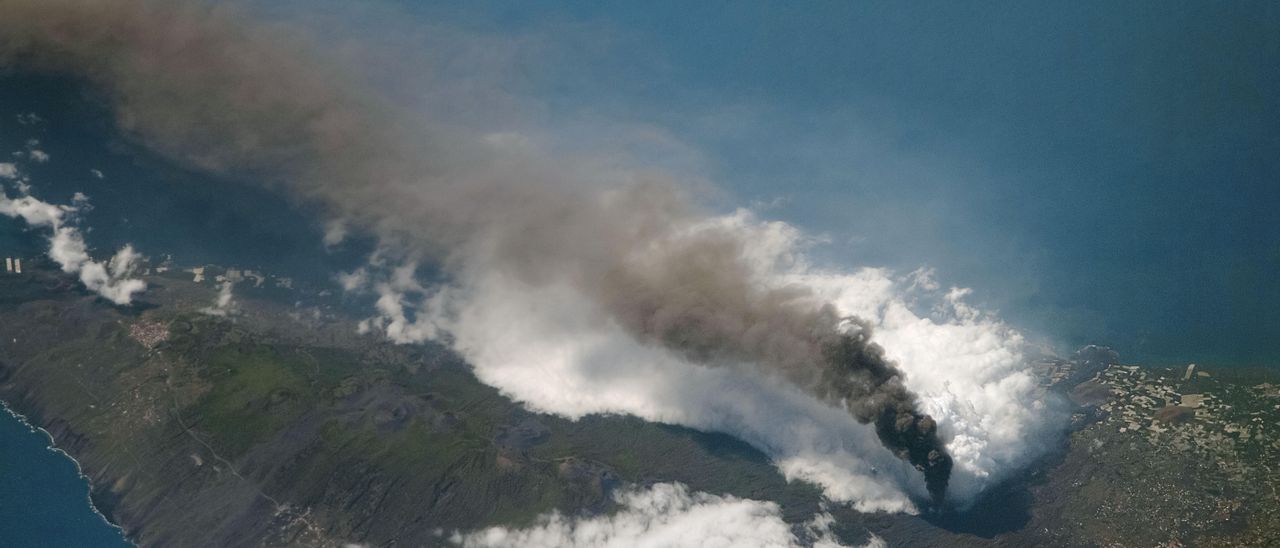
[0, 404, 132, 548]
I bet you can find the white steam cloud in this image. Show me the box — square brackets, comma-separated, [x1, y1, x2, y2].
[453, 482, 878, 548]
[0, 186, 146, 305]
[360, 209, 1059, 511]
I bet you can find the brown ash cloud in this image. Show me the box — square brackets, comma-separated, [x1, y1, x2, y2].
[0, 0, 953, 499]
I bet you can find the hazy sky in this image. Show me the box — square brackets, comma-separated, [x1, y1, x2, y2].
[394, 1, 1280, 366]
[3, 1, 1276, 366]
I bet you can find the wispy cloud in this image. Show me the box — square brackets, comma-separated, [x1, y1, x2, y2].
[200, 280, 237, 316]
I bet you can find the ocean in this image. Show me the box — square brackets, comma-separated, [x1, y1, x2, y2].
[0, 404, 132, 548]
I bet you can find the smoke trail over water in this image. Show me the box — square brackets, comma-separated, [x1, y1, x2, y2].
[0, 0, 1061, 507]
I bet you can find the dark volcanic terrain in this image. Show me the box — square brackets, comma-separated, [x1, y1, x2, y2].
[0, 265, 830, 546]
[1, 263, 1278, 547]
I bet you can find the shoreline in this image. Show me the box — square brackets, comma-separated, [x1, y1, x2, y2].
[0, 399, 135, 547]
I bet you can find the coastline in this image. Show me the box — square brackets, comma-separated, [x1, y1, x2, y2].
[0, 399, 135, 547]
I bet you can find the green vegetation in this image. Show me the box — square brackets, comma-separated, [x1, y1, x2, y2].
[10, 269, 1277, 547]
[187, 344, 317, 457]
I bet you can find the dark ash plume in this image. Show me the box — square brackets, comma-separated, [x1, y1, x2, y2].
[0, 0, 952, 499]
[823, 326, 952, 501]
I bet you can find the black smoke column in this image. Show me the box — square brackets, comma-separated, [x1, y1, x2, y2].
[822, 326, 953, 502]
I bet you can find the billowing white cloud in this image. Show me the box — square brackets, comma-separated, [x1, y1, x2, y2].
[0, 187, 147, 305]
[0, 191, 66, 226]
[795, 269, 1061, 504]
[0, 163, 16, 179]
[453, 482, 878, 548]
[352, 210, 1061, 512]
[48, 225, 90, 271]
[77, 244, 146, 305]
